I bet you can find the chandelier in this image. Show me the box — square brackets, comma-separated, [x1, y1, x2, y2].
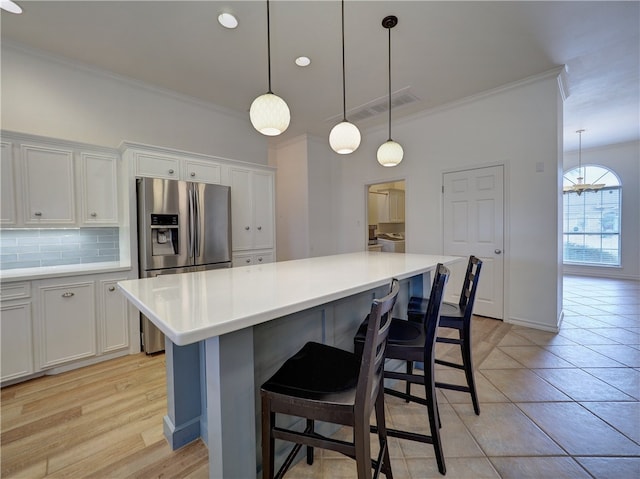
[563, 129, 605, 195]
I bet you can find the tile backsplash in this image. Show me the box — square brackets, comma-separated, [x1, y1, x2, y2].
[0, 228, 120, 270]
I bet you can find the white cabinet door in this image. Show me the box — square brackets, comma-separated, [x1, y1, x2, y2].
[21, 144, 76, 225]
[134, 151, 180, 179]
[38, 281, 96, 368]
[184, 160, 221, 184]
[80, 151, 119, 225]
[99, 278, 129, 353]
[388, 189, 405, 223]
[229, 168, 254, 251]
[0, 302, 33, 382]
[1, 141, 17, 225]
[252, 171, 275, 250]
[229, 168, 275, 251]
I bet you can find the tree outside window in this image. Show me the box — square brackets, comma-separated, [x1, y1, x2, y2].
[563, 166, 621, 266]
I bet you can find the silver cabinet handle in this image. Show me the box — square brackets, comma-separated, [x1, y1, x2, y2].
[245, 226, 250, 231]
[34, 211, 42, 217]
[257, 226, 262, 231]
[257, 257, 263, 262]
[91, 212, 97, 217]
[190, 172, 196, 177]
[495, 249, 502, 254]
[62, 292, 75, 298]
[245, 258, 251, 263]
[108, 286, 116, 292]
[168, 169, 174, 174]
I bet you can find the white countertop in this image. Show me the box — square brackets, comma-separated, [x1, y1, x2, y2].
[117, 252, 459, 346]
[0, 261, 133, 282]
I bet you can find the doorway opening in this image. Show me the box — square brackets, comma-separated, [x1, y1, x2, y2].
[366, 180, 406, 253]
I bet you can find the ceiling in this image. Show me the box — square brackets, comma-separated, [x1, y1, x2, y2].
[2, 1, 638, 152]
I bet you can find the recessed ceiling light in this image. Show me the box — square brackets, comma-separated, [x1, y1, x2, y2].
[218, 12, 238, 29]
[295, 56, 311, 67]
[0, 1, 22, 14]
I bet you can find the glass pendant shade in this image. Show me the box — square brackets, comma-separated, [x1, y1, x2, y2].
[377, 140, 404, 167]
[329, 121, 361, 154]
[249, 92, 290, 136]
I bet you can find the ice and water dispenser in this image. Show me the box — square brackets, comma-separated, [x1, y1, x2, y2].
[150, 214, 179, 256]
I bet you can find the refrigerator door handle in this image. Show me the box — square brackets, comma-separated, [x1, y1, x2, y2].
[188, 185, 195, 259]
[194, 185, 201, 258]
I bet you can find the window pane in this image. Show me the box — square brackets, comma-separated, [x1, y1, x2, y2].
[562, 183, 620, 266]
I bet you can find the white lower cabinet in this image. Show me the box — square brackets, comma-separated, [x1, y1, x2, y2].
[1, 301, 34, 381]
[1, 271, 134, 385]
[233, 250, 274, 267]
[37, 280, 96, 368]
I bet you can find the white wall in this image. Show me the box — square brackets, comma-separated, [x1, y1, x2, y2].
[273, 136, 310, 261]
[563, 140, 640, 280]
[298, 73, 564, 331]
[273, 135, 339, 261]
[1, 43, 267, 163]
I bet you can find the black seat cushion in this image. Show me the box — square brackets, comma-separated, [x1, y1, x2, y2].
[409, 297, 463, 322]
[261, 342, 360, 403]
[355, 315, 424, 347]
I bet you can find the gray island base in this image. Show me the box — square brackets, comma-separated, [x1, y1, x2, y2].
[117, 252, 460, 478]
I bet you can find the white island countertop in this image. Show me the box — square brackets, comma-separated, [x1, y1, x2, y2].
[117, 252, 459, 346]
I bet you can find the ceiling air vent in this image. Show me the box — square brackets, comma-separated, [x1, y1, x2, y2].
[326, 87, 420, 123]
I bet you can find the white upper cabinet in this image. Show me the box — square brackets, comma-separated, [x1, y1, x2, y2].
[1, 141, 17, 225]
[131, 148, 221, 184]
[21, 143, 76, 225]
[80, 151, 119, 225]
[134, 151, 180, 179]
[252, 171, 275, 250]
[229, 167, 275, 251]
[183, 159, 221, 184]
[1, 133, 121, 228]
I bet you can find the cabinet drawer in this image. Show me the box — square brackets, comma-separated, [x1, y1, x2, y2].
[135, 153, 180, 179]
[0, 282, 31, 301]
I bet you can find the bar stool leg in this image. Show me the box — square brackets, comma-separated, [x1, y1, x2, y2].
[424, 365, 446, 475]
[375, 386, 394, 479]
[461, 325, 480, 415]
[261, 396, 275, 479]
[306, 419, 315, 464]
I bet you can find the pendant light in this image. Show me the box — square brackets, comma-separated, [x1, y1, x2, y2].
[377, 15, 403, 167]
[563, 129, 605, 195]
[329, 0, 361, 154]
[250, 0, 290, 136]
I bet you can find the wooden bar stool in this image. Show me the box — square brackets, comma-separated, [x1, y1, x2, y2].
[261, 279, 400, 479]
[408, 256, 483, 415]
[354, 265, 450, 475]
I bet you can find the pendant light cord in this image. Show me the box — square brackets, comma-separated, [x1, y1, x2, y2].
[387, 23, 392, 141]
[267, 0, 272, 93]
[341, 0, 347, 121]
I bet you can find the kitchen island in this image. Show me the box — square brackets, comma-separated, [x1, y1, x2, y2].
[117, 251, 459, 479]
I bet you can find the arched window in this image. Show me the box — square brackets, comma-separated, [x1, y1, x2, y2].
[563, 165, 621, 266]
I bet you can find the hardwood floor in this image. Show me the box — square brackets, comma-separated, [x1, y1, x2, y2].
[0, 353, 208, 478]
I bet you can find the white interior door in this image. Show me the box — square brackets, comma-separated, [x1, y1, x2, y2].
[443, 165, 504, 319]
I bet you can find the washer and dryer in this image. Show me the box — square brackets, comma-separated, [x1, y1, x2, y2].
[376, 233, 405, 253]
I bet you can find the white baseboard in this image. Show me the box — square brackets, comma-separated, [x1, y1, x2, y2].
[505, 315, 560, 333]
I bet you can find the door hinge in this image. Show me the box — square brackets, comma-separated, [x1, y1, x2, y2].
[441, 185, 444, 194]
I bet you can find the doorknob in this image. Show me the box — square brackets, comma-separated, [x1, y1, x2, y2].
[495, 249, 502, 254]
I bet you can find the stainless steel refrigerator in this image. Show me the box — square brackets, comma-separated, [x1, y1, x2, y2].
[136, 177, 232, 353]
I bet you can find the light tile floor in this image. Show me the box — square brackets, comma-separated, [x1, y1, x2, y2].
[285, 275, 640, 478]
